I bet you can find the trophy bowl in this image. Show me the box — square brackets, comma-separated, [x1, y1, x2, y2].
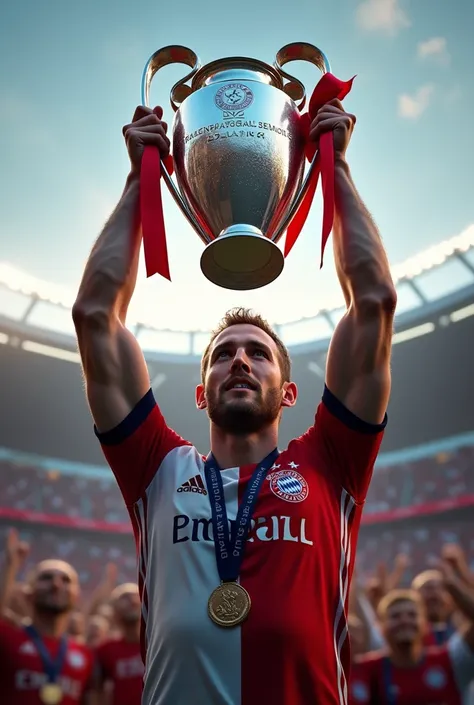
[141, 44, 331, 290]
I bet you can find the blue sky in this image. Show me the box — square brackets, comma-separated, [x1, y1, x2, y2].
[0, 0, 472, 330]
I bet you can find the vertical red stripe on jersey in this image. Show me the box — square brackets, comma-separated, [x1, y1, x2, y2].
[334, 489, 356, 705]
[196, 475, 206, 491]
[140, 494, 150, 619]
[131, 497, 150, 665]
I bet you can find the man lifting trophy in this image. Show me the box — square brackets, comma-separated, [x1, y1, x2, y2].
[73, 40, 396, 705]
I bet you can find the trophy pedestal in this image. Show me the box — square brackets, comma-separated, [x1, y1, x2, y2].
[200, 225, 284, 291]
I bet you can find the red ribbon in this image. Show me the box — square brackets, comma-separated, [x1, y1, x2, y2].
[140, 73, 354, 280]
[140, 148, 174, 279]
[284, 73, 355, 266]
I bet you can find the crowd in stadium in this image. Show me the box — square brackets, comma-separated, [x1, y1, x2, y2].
[1, 438, 473, 703]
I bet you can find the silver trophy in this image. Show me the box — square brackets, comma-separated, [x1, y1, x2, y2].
[141, 43, 330, 290]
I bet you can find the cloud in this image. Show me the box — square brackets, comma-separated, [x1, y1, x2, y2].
[398, 84, 434, 119]
[356, 0, 410, 35]
[417, 37, 450, 65]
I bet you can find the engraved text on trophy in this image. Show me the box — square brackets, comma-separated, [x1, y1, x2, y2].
[184, 121, 292, 144]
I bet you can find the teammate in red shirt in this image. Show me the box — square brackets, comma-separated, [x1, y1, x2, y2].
[73, 93, 397, 704]
[0, 539, 94, 705]
[350, 588, 474, 705]
[94, 583, 143, 705]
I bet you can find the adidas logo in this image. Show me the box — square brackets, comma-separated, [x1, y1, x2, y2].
[177, 474, 208, 495]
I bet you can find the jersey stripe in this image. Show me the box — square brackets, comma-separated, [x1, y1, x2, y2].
[334, 489, 356, 705]
[132, 497, 150, 662]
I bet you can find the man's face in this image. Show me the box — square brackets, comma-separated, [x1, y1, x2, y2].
[30, 560, 79, 616]
[197, 324, 296, 435]
[113, 589, 141, 624]
[382, 599, 425, 649]
[86, 616, 109, 648]
[67, 610, 85, 639]
[417, 578, 453, 623]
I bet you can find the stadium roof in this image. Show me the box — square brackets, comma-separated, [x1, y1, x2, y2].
[1, 225, 474, 356]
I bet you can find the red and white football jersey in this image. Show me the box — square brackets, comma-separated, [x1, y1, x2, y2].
[0, 618, 93, 704]
[95, 637, 143, 705]
[97, 386, 386, 705]
[349, 635, 474, 705]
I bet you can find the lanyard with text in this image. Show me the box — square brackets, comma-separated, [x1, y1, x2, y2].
[24, 623, 67, 704]
[381, 656, 426, 705]
[382, 657, 397, 705]
[204, 448, 279, 627]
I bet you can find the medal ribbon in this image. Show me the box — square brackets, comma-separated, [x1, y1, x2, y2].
[204, 448, 279, 582]
[381, 655, 427, 705]
[24, 624, 68, 685]
[382, 657, 396, 705]
[283, 73, 355, 267]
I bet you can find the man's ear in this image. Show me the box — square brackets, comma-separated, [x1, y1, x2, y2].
[196, 383, 207, 410]
[281, 381, 298, 408]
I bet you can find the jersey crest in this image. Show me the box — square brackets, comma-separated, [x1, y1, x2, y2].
[267, 465, 309, 503]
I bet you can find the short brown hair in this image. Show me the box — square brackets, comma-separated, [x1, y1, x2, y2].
[110, 582, 139, 603]
[200, 307, 291, 384]
[411, 570, 442, 591]
[377, 589, 423, 620]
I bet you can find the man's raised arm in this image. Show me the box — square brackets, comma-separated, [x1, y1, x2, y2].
[311, 100, 397, 425]
[72, 106, 170, 433]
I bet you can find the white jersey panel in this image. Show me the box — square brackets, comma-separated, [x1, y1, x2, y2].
[140, 444, 242, 705]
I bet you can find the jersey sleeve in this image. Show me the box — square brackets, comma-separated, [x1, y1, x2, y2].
[305, 385, 386, 503]
[95, 388, 191, 506]
[447, 631, 474, 692]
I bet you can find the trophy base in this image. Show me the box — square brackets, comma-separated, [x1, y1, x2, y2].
[200, 225, 284, 291]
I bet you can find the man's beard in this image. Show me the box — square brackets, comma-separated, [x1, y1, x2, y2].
[119, 610, 141, 625]
[206, 385, 282, 435]
[34, 600, 71, 616]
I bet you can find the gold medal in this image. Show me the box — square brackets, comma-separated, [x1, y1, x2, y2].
[39, 683, 63, 705]
[208, 582, 251, 627]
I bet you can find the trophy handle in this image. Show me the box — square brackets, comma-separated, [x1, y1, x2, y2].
[141, 45, 201, 112]
[274, 42, 331, 110]
[141, 46, 211, 246]
[269, 43, 332, 243]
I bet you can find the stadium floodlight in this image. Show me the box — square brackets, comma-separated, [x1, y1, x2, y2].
[0, 263, 74, 308]
[391, 224, 474, 283]
[392, 322, 435, 344]
[22, 340, 81, 363]
[450, 303, 474, 323]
